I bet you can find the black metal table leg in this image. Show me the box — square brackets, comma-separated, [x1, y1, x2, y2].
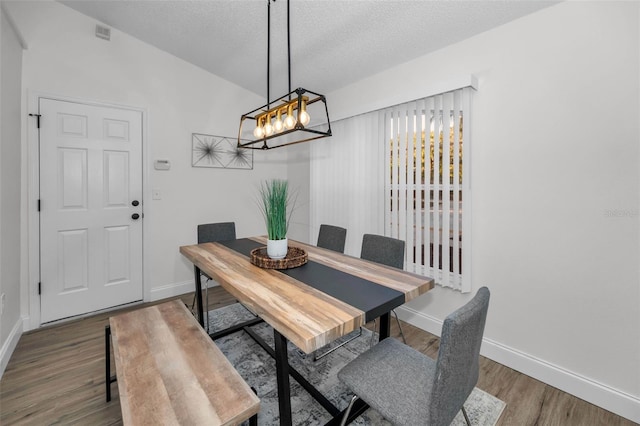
[243, 327, 340, 417]
[194, 265, 204, 327]
[274, 330, 292, 426]
[379, 312, 391, 340]
[105, 325, 111, 402]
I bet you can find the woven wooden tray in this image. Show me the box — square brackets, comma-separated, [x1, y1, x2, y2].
[250, 246, 308, 269]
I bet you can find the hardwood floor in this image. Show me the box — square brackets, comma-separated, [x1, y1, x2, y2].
[0, 287, 634, 425]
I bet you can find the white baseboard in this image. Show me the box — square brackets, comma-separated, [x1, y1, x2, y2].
[396, 305, 640, 424]
[149, 280, 195, 302]
[149, 279, 220, 303]
[0, 317, 23, 380]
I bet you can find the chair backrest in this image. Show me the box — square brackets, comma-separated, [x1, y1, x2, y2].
[197, 222, 236, 244]
[428, 287, 490, 426]
[317, 224, 347, 253]
[360, 234, 405, 269]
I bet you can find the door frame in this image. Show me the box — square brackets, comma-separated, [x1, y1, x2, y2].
[26, 91, 150, 330]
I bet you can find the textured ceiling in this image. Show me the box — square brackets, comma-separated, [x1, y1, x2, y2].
[59, 0, 558, 98]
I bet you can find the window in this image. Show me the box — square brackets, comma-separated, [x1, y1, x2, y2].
[310, 86, 472, 291]
[385, 88, 471, 291]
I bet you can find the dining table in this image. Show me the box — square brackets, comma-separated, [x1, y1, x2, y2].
[180, 236, 434, 425]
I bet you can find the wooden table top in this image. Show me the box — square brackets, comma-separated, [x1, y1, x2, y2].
[109, 300, 260, 426]
[180, 236, 434, 354]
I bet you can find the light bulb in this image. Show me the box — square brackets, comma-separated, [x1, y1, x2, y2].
[284, 113, 295, 129]
[283, 104, 296, 129]
[253, 118, 264, 138]
[274, 109, 284, 133]
[298, 110, 310, 126]
[264, 114, 273, 136]
[298, 99, 311, 126]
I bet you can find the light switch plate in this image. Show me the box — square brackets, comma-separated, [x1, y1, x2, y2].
[154, 159, 171, 170]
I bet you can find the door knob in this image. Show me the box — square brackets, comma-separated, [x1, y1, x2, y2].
[131, 213, 140, 220]
[132, 200, 140, 206]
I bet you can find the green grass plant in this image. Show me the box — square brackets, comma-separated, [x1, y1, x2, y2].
[258, 179, 296, 240]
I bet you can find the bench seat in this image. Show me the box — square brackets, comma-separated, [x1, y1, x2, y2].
[107, 300, 259, 425]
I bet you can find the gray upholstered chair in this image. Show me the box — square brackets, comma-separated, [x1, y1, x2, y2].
[360, 234, 407, 344]
[198, 221, 236, 244]
[338, 287, 491, 426]
[317, 224, 347, 253]
[194, 222, 236, 329]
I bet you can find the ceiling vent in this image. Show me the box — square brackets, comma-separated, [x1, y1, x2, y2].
[95, 24, 111, 41]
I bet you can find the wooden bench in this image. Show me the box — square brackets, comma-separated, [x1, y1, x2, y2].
[105, 300, 259, 425]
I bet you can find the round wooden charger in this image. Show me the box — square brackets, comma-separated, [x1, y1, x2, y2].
[250, 246, 308, 269]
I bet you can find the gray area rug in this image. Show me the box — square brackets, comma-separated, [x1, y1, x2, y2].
[208, 303, 506, 426]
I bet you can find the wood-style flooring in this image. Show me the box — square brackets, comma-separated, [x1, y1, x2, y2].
[0, 287, 635, 425]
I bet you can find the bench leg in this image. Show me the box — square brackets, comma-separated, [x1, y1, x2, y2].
[250, 387, 258, 426]
[105, 325, 111, 402]
[194, 265, 205, 327]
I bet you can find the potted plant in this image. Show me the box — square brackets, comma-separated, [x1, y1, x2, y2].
[258, 179, 296, 259]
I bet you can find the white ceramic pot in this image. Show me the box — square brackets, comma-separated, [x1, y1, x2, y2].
[267, 238, 288, 259]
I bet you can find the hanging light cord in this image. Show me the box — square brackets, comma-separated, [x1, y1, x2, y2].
[263, 0, 273, 149]
[267, 0, 271, 109]
[287, 0, 291, 96]
[267, 0, 291, 104]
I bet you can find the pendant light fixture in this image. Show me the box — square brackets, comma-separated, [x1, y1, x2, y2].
[238, 0, 331, 150]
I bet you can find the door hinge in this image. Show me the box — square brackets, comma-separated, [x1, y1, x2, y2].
[29, 113, 41, 128]
[37, 199, 41, 212]
[38, 282, 41, 295]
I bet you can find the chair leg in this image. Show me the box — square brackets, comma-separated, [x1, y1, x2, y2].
[190, 274, 211, 331]
[391, 309, 406, 344]
[313, 328, 363, 361]
[461, 405, 471, 426]
[340, 395, 359, 426]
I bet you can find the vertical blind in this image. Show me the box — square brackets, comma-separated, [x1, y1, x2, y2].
[311, 87, 471, 292]
[310, 111, 385, 257]
[385, 88, 471, 292]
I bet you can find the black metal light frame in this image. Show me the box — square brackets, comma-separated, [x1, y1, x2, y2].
[238, 87, 331, 150]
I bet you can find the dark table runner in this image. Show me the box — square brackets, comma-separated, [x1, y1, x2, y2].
[220, 239, 405, 322]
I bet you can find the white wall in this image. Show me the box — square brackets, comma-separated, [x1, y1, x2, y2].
[316, 1, 640, 422]
[0, 3, 25, 378]
[5, 0, 290, 328]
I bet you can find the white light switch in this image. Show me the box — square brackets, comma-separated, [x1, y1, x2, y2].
[152, 189, 162, 200]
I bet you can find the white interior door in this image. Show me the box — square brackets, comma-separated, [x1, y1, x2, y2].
[39, 98, 143, 323]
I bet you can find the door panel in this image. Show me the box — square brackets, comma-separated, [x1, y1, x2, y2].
[58, 113, 87, 138]
[104, 150, 129, 207]
[40, 98, 143, 323]
[58, 228, 89, 292]
[104, 225, 130, 284]
[59, 148, 88, 209]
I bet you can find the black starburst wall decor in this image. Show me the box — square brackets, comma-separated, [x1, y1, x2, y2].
[191, 133, 253, 170]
